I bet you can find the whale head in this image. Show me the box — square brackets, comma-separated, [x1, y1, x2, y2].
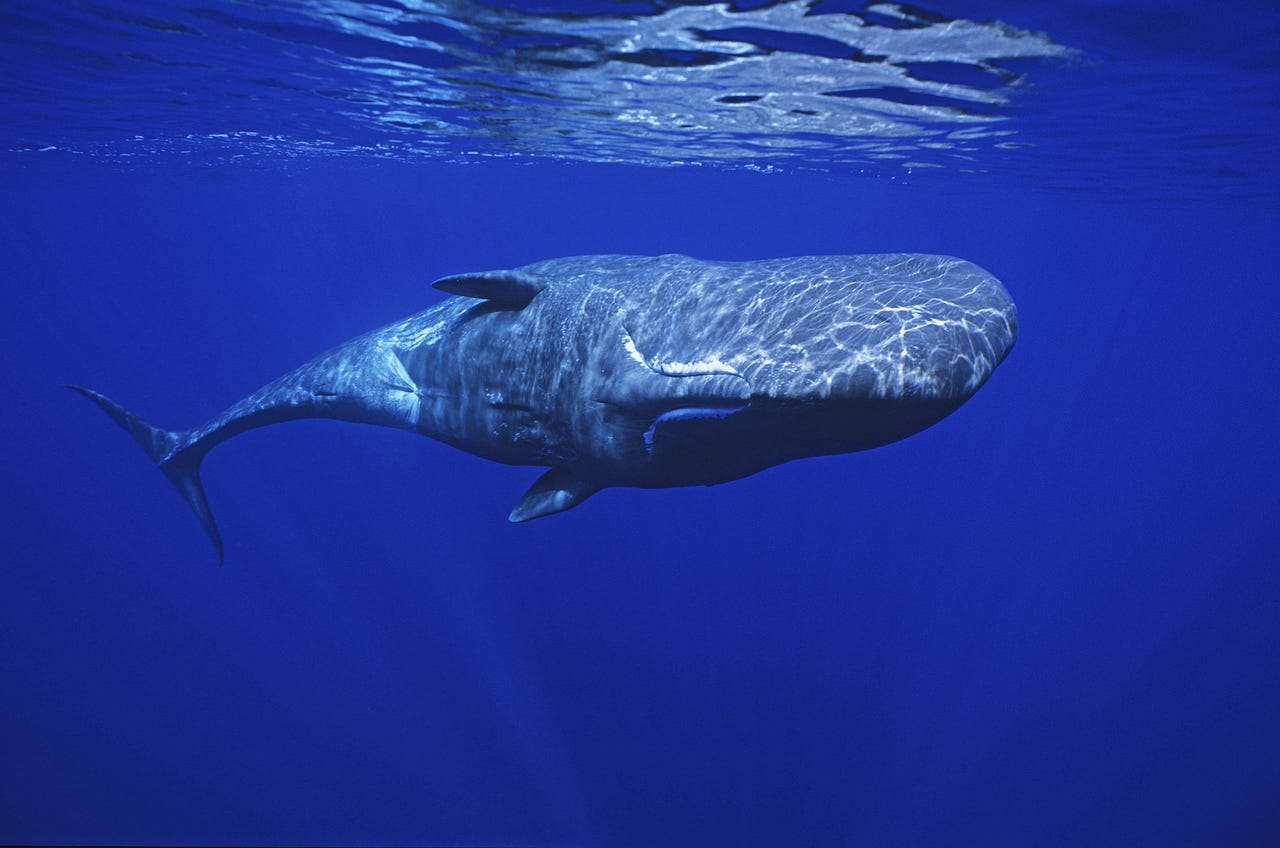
[606, 254, 1018, 484]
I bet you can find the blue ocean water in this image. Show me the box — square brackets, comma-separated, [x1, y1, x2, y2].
[2, 1, 1278, 845]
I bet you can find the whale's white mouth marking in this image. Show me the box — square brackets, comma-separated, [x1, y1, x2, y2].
[621, 326, 743, 379]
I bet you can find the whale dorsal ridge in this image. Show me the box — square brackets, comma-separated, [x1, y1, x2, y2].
[432, 269, 547, 309]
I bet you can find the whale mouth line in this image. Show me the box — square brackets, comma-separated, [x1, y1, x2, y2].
[642, 402, 752, 453]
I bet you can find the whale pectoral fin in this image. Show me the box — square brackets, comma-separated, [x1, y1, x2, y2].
[509, 467, 598, 522]
[432, 269, 546, 309]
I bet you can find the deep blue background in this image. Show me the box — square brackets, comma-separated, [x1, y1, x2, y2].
[4, 159, 1277, 846]
[3, 2, 1280, 846]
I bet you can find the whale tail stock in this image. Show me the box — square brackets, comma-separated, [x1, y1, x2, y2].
[66, 385, 223, 563]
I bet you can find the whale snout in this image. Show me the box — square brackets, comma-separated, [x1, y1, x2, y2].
[823, 306, 1016, 404]
[758, 282, 1017, 457]
[894, 264, 1018, 401]
[944, 284, 1019, 398]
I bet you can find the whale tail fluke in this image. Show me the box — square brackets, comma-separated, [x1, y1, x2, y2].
[67, 385, 223, 564]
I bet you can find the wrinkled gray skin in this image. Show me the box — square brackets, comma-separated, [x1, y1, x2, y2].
[72, 254, 1017, 560]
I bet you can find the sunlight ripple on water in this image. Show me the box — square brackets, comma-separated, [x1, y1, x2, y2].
[3, 0, 1076, 172]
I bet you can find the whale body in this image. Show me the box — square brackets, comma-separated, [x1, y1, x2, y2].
[72, 253, 1017, 560]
